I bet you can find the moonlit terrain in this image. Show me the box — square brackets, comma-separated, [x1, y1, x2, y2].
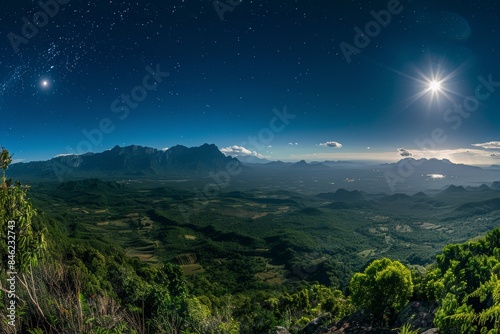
[2, 2, 500, 333]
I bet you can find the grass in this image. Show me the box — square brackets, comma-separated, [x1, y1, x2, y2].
[398, 324, 419, 334]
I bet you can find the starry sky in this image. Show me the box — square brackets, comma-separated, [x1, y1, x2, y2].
[1, 0, 500, 165]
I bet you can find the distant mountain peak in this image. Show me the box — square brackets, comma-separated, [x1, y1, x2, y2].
[479, 184, 491, 190]
[488, 165, 500, 170]
[440, 185, 468, 194]
[9, 143, 240, 180]
[289, 160, 309, 168]
[491, 181, 500, 189]
[398, 157, 453, 164]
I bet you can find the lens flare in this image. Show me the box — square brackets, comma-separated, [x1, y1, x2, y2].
[429, 80, 441, 92]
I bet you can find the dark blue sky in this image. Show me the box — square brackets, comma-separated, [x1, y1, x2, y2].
[1, 0, 500, 164]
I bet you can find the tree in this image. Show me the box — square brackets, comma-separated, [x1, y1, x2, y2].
[425, 229, 500, 333]
[0, 147, 46, 272]
[0, 147, 47, 332]
[468, 274, 500, 329]
[349, 258, 413, 323]
[441, 272, 500, 333]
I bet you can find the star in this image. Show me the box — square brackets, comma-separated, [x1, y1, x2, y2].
[40, 79, 51, 90]
[397, 60, 461, 111]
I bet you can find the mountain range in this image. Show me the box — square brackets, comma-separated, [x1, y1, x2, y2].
[9, 144, 500, 193]
[9, 144, 239, 180]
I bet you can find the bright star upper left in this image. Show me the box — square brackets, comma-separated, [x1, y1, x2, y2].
[40, 79, 50, 90]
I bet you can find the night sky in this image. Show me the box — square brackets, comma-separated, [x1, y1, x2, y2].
[1, 0, 500, 165]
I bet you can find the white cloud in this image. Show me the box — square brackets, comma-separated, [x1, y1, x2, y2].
[288, 142, 298, 146]
[220, 145, 267, 159]
[472, 141, 500, 149]
[161, 147, 169, 151]
[319, 141, 343, 148]
[54, 153, 77, 158]
[398, 148, 413, 157]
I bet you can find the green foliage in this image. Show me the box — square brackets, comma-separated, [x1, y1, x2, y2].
[434, 293, 477, 333]
[429, 228, 500, 333]
[349, 258, 413, 323]
[462, 274, 500, 329]
[27, 329, 44, 334]
[252, 283, 350, 333]
[0, 148, 47, 272]
[182, 296, 241, 334]
[398, 323, 419, 334]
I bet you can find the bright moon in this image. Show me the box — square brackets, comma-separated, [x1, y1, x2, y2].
[42, 80, 49, 87]
[429, 80, 441, 92]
